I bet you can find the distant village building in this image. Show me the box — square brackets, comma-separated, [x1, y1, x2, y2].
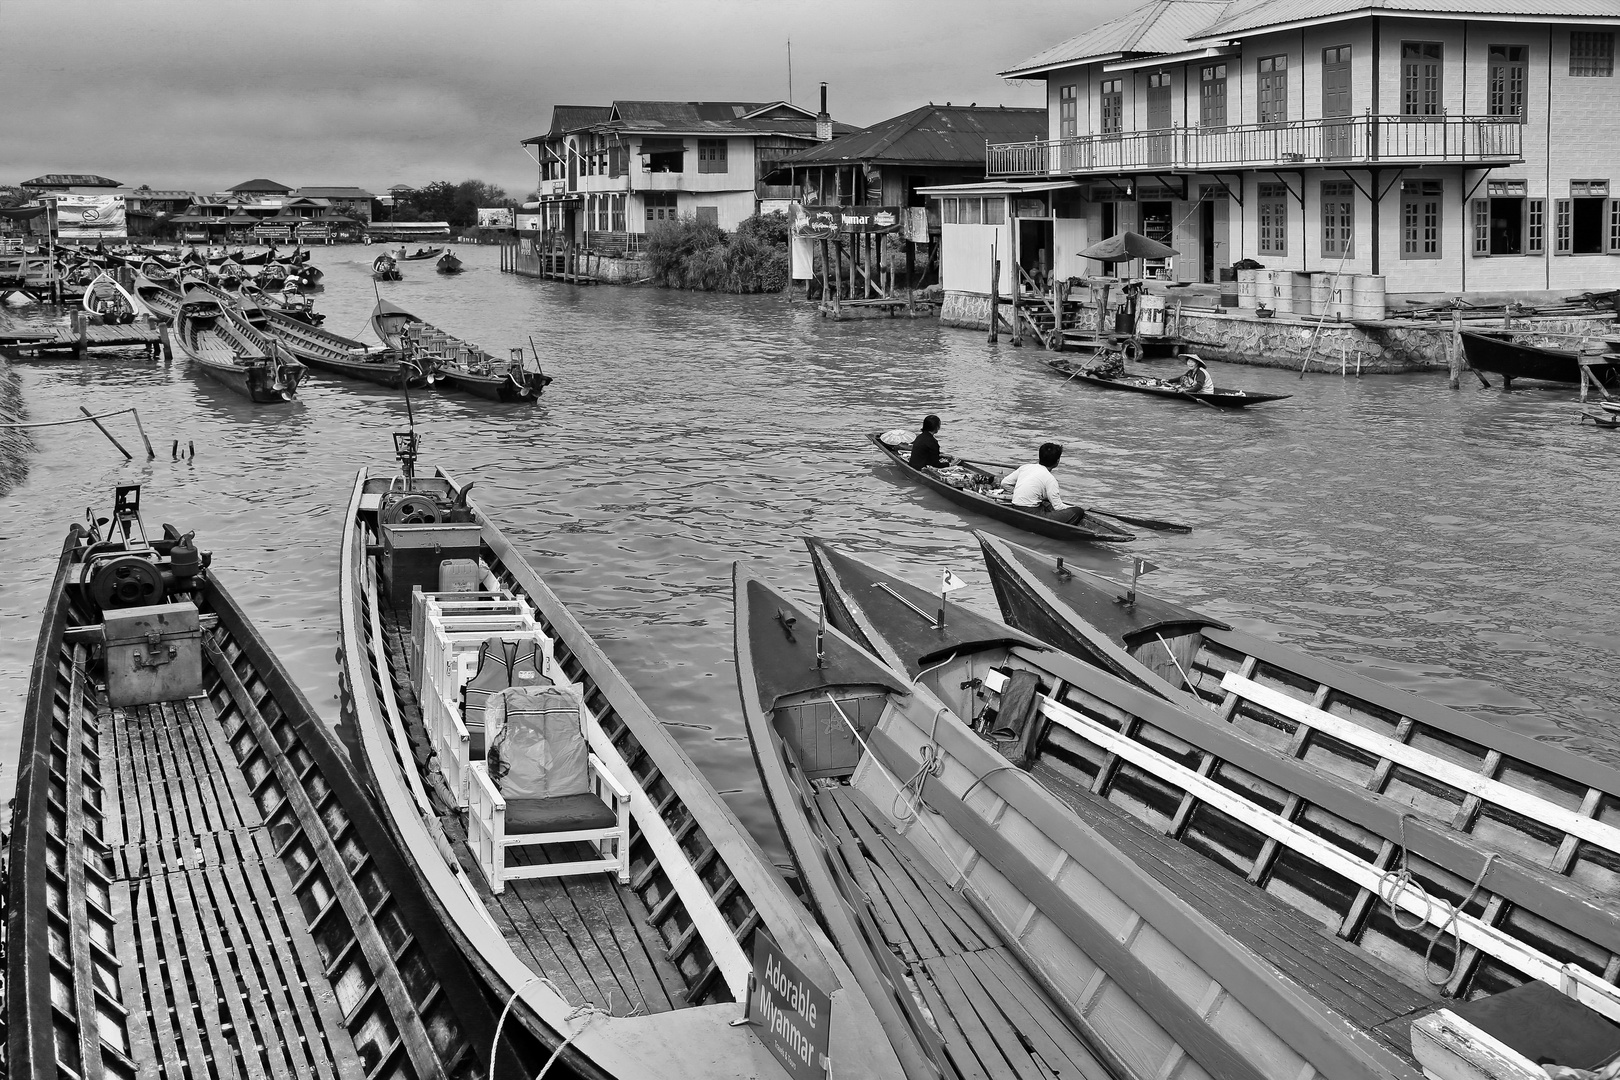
[965, 0, 1620, 296]
[522, 98, 853, 254]
[225, 178, 294, 198]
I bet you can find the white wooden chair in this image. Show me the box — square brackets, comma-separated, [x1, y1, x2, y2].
[465, 684, 629, 894]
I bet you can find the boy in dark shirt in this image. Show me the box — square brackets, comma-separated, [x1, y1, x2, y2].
[908, 414, 951, 469]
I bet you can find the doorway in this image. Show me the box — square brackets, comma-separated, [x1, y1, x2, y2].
[1018, 218, 1054, 289]
[1100, 201, 1119, 275]
[1140, 200, 1172, 278]
[1199, 195, 1229, 282]
[1323, 46, 1352, 158]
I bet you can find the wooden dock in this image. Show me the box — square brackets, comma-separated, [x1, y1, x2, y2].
[0, 313, 165, 358]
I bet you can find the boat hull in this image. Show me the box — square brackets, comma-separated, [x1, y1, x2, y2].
[869, 433, 1133, 542]
[1459, 330, 1618, 387]
[1048, 358, 1291, 406]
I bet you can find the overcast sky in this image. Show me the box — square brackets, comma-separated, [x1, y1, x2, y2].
[0, 0, 1114, 199]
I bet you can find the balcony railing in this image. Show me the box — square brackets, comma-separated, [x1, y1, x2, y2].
[988, 115, 1523, 177]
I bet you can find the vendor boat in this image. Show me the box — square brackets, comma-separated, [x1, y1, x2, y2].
[371, 298, 551, 401]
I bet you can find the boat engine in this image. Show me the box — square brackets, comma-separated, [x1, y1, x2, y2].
[76, 486, 209, 614]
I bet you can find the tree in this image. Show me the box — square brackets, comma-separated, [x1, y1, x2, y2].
[392, 180, 513, 227]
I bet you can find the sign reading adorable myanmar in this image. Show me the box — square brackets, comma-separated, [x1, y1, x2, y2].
[749, 932, 831, 1080]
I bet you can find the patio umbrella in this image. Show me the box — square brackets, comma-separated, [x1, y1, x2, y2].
[1079, 231, 1179, 261]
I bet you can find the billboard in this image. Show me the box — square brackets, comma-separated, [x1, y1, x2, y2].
[55, 194, 127, 239]
[477, 207, 514, 229]
[790, 204, 902, 238]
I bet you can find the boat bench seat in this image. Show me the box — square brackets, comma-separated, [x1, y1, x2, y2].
[505, 792, 619, 834]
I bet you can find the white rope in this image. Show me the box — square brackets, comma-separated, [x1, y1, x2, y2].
[490, 976, 631, 1080]
[490, 975, 545, 1080]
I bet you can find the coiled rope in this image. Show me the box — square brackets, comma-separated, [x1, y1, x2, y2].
[1378, 811, 1500, 988]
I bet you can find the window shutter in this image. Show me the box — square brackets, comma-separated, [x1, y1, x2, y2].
[1527, 199, 1545, 254]
[1554, 199, 1572, 254]
[1472, 199, 1489, 255]
[1609, 199, 1620, 253]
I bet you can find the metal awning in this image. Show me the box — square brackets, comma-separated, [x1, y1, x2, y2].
[915, 179, 1079, 196]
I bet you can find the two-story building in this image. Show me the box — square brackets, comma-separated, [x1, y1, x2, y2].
[521, 98, 852, 254]
[972, 0, 1620, 297]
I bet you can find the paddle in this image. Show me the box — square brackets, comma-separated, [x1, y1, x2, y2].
[958, 458, 1193, 533]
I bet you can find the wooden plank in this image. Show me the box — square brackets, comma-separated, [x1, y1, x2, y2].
[831, 787, 980, 958]
[171, 696, 244, 834]
[869, 724, 1411, 1080]
[966, 949, 1112, 1080]
[128, 873, 187, 1080]
[144, 869, 223, 1080]
[63, 662, 108, 1080]
[499, 872, 605, 1005]
[820, 789, 937, 957]
[610, 875, 692, 1007]
[108, 877, 161, 1080]
[591, 877, 678, 1013]
[206, 638, 445, 1080]
[912, 964, 987, 1080]
[1225, 674, 1620, 856]
[164, 866, 250, 1080]
[813, 786, 914, 961]
[242, 829, 360, 1080]
[187, 866, 276, 1080]
[209, 859, 299, 1080]
[925, 955, 1037, 1080]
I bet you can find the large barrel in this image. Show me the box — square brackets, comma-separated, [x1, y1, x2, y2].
[1310, 273, 1334, 316]
[1237, 269, 1258, 309]
[1291, 272, 1313, 315]
[1218, 266, 1239, 308]
[1268, 270, 1294, 314]
[1137, 293, 1166, 337]
[1350, 274, 1386, 320]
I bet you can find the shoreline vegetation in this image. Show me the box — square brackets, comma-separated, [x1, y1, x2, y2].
[645, 212, 790, 294]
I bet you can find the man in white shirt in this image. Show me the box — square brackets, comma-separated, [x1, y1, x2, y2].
[1001, 442, 1085, 524]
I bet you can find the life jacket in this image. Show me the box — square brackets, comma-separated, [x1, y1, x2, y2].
[462, 636, 514, 759]
[509, 636, 553, 690]
[486, 685, 590, 800]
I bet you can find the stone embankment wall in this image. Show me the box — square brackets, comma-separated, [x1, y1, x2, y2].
[511, 250, 648, 284]
[940, 290, 1618, 374]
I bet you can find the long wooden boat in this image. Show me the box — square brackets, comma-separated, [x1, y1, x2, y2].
[173, 285, 304, 402]
[399, 246, 445, 261]
[372, 254, 402, 282]
[1459, 330, 1619, 390]
[8, 483, 530, 1080]
[1047, 357, 1291, 407]
[436, 251, 464, 274]
[976, 527, 1620, 890]
[371, 299, 551, 402]
[868, 433, 1134, 543]
[336, 448, 904, 1080]
[189, 283, 429, 389]
[809, 537, 1620, 1022]
[81, 271, 139, 324]
[738, 561, 1479, 1080]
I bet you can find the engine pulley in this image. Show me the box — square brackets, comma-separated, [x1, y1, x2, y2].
[381, 494, 443, 525]
[90, 554, 165, 610]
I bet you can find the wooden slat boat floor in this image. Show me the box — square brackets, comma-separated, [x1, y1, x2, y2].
[375, 605, 689, 1019]
[103, 697, 365, 1080]
[814, 782, 1111, 1080]
[1029, 760, 1437, 1065]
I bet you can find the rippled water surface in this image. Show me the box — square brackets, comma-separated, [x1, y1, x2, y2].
[2, 244, 1616, 861]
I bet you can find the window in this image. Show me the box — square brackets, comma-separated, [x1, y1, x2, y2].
[1473, 181, 1539, 257]
[961, 197, 982, 225]
[1146, 72, 1172, 130]
[1200, 63, 1228, 128]
[697, 139, 728, 174]
[984, 198, 1005, 226]
[1100, 79, 1123, 134]
[610, 194, 626, 232]
[1488, 46, 1526, 117]
[1258, 55, 1288, 124]
[1570, 31, 1615, 76]
[1528, 198, 1546, 253]
[1258, 183, 1288, 254]
[1401, 179, 1443, 258]
[644, 192, 677, 222]
[1322, 181, 1355, 257]
[1558, 179, 1615, 254]
[694, 206, 718, 227]
[941, 198, 958, 224]
[1401, 42, 1442, 116]
[1060, 84, 1078, 138]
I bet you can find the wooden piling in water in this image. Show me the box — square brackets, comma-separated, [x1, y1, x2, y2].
[79, 407, 132, 461]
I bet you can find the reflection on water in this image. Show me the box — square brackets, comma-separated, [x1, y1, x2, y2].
[2, 246, 1616, 861]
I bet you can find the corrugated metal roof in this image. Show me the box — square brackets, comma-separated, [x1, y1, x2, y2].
[291, 186, 377, 199]
[1001, 0, 1235, 75]
[20, 173, 122, 188]
[1193, 0, 1620, 37]
[782, 106, 1047, 166]
[228, 178, 292, 193]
